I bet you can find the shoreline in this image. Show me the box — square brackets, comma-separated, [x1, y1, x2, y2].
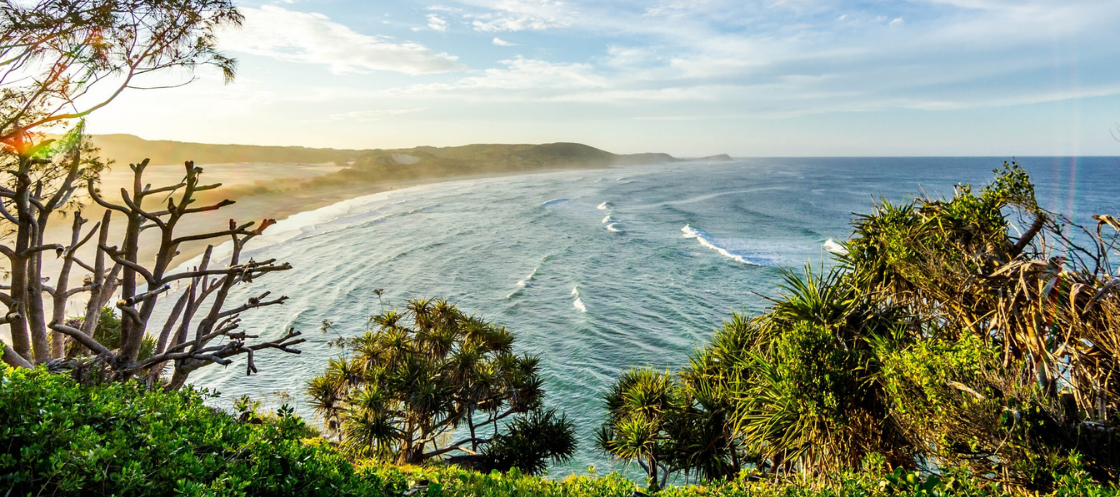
[1, 160, 685, 345]
[163, 162, 667, 265]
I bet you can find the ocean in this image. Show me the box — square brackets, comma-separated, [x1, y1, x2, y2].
[177, 157, 1119, 476]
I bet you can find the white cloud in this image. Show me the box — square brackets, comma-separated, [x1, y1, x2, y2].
[492, 37, 517, 46]
[448, 0, 573, 31]
[888, 17, 904, 26]
[451, 57, 607, 90]
[471, 15, 567, 31]
[221, 6, 463, 75]
[387, 57, 607, 97]
[427, 14, 449, 31]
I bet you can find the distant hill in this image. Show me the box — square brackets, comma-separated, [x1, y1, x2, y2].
[89, 134, 359, 167]
[306, 142, 683, 187]
[698, 154, 734, 161]
[87, 136, 730, 191]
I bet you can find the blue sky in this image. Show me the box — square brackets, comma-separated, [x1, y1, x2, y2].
[89, 0, 1120, 156]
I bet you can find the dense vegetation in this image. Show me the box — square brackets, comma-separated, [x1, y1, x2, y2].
[308, 298, 577, 474]
[1, 364, 1113, 496]
[599, 163, 1119, 492]
[303, 142, 684, 188]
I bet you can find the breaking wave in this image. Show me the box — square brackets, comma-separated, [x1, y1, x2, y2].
[571, 286, 588, 313]
[823, 238, 848, 256]
[681, 225, 760, 265]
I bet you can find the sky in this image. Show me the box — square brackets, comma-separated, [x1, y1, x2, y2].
[87, 0, 1120, 157]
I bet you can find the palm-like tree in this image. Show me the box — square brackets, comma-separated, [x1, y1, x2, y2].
[602, 163, 1120, 487]
[307, 297, 574, 473]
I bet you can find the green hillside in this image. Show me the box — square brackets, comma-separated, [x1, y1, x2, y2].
[307, 142, 680, 187]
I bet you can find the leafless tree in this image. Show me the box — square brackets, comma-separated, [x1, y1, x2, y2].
[0, 0, 304, 387]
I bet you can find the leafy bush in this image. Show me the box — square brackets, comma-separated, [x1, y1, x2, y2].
[0, 366, 387, 496]
[64, 307, 156, 361]
[1, 362, 1115, 496]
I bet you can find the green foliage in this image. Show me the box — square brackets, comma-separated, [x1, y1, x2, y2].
[603, 163, 1120, 490]
[1, 363, 1115, 496]
[0, 367, 390, 496]
[65, 307, 156, 361]
[736, 320, 877, 473]
[598, 359, 747, 488]
[308, 297, 575, 473]
[484, 408, 578, 476]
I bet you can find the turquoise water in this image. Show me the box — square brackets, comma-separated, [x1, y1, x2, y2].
[179, 157, 1118, 476]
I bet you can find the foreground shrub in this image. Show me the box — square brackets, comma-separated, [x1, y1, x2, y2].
[1, 362, 1115, 496]
[0, 366, 386, 496]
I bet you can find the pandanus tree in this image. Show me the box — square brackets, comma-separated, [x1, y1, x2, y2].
[731, 164, 1118, 485]
[603, 164, 1119, 489]
[839, 162, 1120, 486]
[307, 297, 575, 474]
[1, 0, 304, 387]
[730, 265, 914, 476]
[597, 368, 678, 488]
[598, 359, 747, 489]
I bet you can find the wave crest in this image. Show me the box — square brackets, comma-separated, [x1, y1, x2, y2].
[571, 286, 588, 312]
[823, 238, 848, 256]
[681, 225, 760, 265]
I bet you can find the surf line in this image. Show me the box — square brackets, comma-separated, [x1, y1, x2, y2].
[681, 224, 760, 265]
[571, 286, 588, 313]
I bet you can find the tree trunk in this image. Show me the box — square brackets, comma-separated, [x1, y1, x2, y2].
[9, 156, 33, 361]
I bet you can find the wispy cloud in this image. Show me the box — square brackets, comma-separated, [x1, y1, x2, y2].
[427, 14, 449, 31]
[95, 0, 1120, 155]
[423, 57, 607, 91]
[470, 15, 567, 31]
[447, 0, 573, 31]
[221, 6, 464, 75]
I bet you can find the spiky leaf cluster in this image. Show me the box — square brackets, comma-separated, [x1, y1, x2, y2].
[308, 298, 564, 469]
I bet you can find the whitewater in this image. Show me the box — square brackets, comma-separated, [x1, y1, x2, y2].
[177, 157, 1116, 476]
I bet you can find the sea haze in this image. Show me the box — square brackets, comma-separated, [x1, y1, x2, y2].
[172, 157, 1119, 476]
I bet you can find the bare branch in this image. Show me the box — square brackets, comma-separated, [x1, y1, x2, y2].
[49, 323, 111, 356]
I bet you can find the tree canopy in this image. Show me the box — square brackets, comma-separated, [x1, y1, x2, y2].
[308, 297, 576, 475]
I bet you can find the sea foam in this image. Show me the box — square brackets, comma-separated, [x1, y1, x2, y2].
[681, 225, 760, 265]
[823, 238, 848, 256]
[597, 201, 612, 210]
[517, 266, 538, 287]
[540, 198, 568, 208]
[571, 286, 588, 312]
